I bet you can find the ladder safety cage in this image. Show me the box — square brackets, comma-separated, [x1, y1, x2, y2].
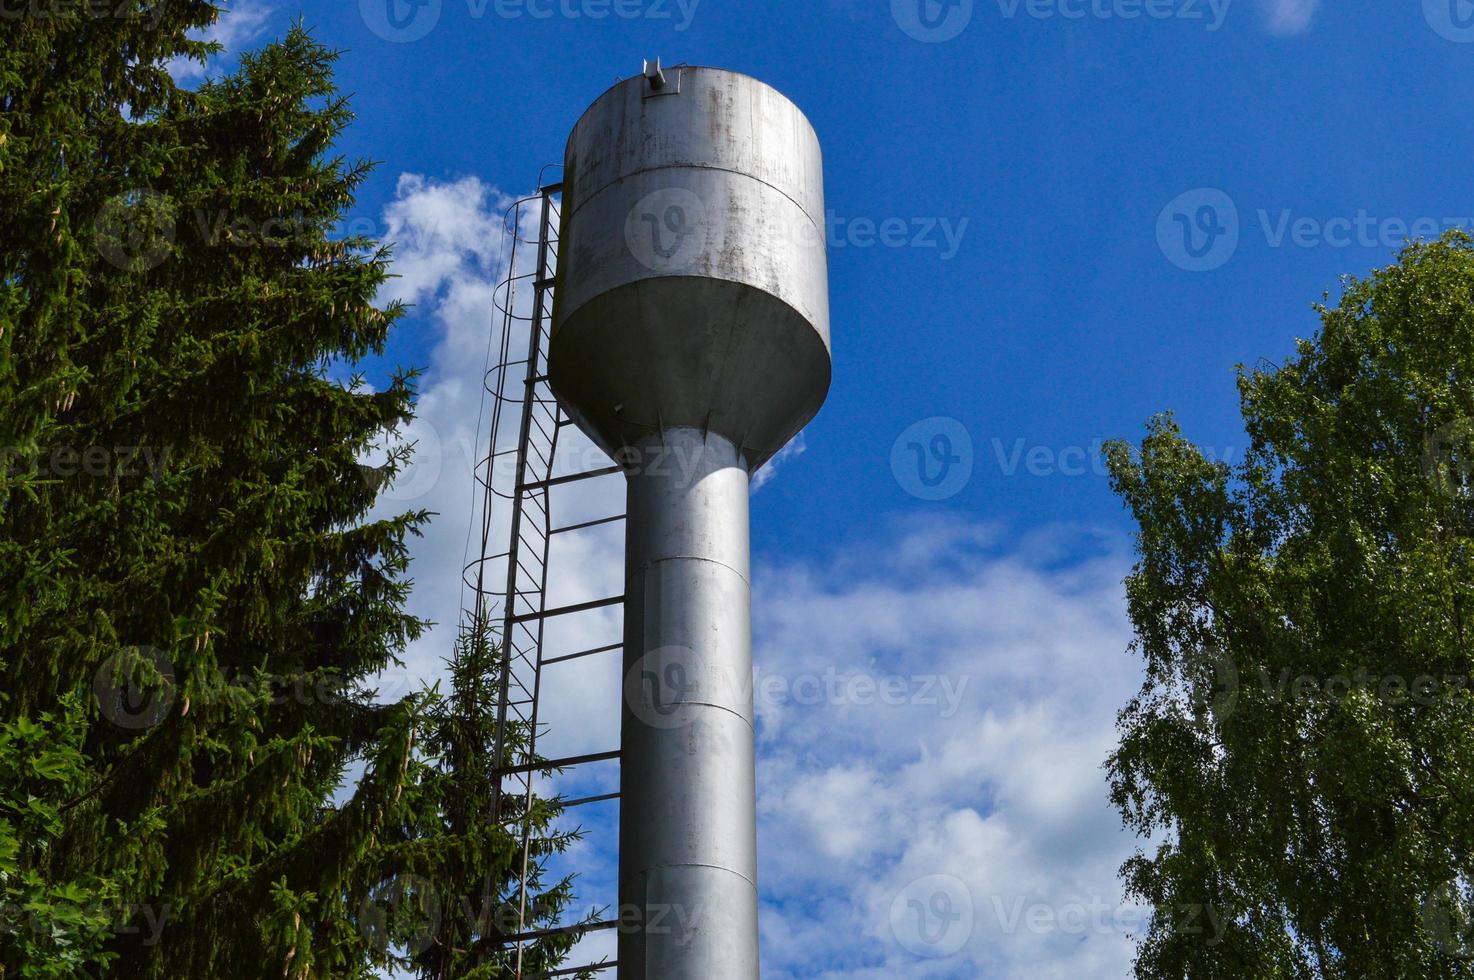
[461, 180, 627, 978]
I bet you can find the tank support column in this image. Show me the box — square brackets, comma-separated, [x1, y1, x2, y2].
[619, 428, 759, 979]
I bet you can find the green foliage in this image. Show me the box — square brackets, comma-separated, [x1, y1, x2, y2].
[1106, 232, 1474, 977]
[0, 5, 577, 976]
[391, 617, 588, 979]
[0, 696, 132, 977]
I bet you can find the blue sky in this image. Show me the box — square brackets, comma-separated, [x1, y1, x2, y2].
[306, 0, 1474, 552]
[185, 1, 1474, 975]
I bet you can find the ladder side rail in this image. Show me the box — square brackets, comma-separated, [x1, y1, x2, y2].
[491, 193, 546, 820]
[512, 185, 561, 977]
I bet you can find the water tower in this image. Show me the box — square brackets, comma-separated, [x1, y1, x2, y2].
[550, 62, 831, 978]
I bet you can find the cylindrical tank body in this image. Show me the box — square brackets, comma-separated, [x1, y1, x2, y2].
[550, 66, 830, 980]
[551, 65, 830, 469]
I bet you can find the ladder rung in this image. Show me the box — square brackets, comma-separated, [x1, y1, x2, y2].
[520, 465, 622, 492]
[561, 791, 619, 809]
[494, 749, 619, 778]
[551, 514, 626, 536]
[543, 642, 621, 667]
[511, 594, 624, 625]
[506, 918, 618, 945]
[528, 962, 615, 978]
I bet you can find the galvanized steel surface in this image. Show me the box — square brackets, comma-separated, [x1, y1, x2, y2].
[620, 428, 758, 978]
[551, 66, 831, 470]
[549, 66, 832, 979]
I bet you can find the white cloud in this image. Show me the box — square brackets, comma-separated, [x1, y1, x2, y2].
[379, 175, 509, 310]
[1262, 0, 1319, 35]
[366, 175, 1149, 978]
[753, 519, 1144, 979]
[752, 431, 807, 492]
[363, 172, 629, 745]
[168, 1, 275, 83]
[364, 172, 629, 978]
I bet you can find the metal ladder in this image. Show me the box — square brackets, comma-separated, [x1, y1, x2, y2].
[463, 181, 624, 977]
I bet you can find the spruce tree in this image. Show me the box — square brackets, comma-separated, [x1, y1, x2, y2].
[402, 616, 587, 979]
[1, 5, 578, 976]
